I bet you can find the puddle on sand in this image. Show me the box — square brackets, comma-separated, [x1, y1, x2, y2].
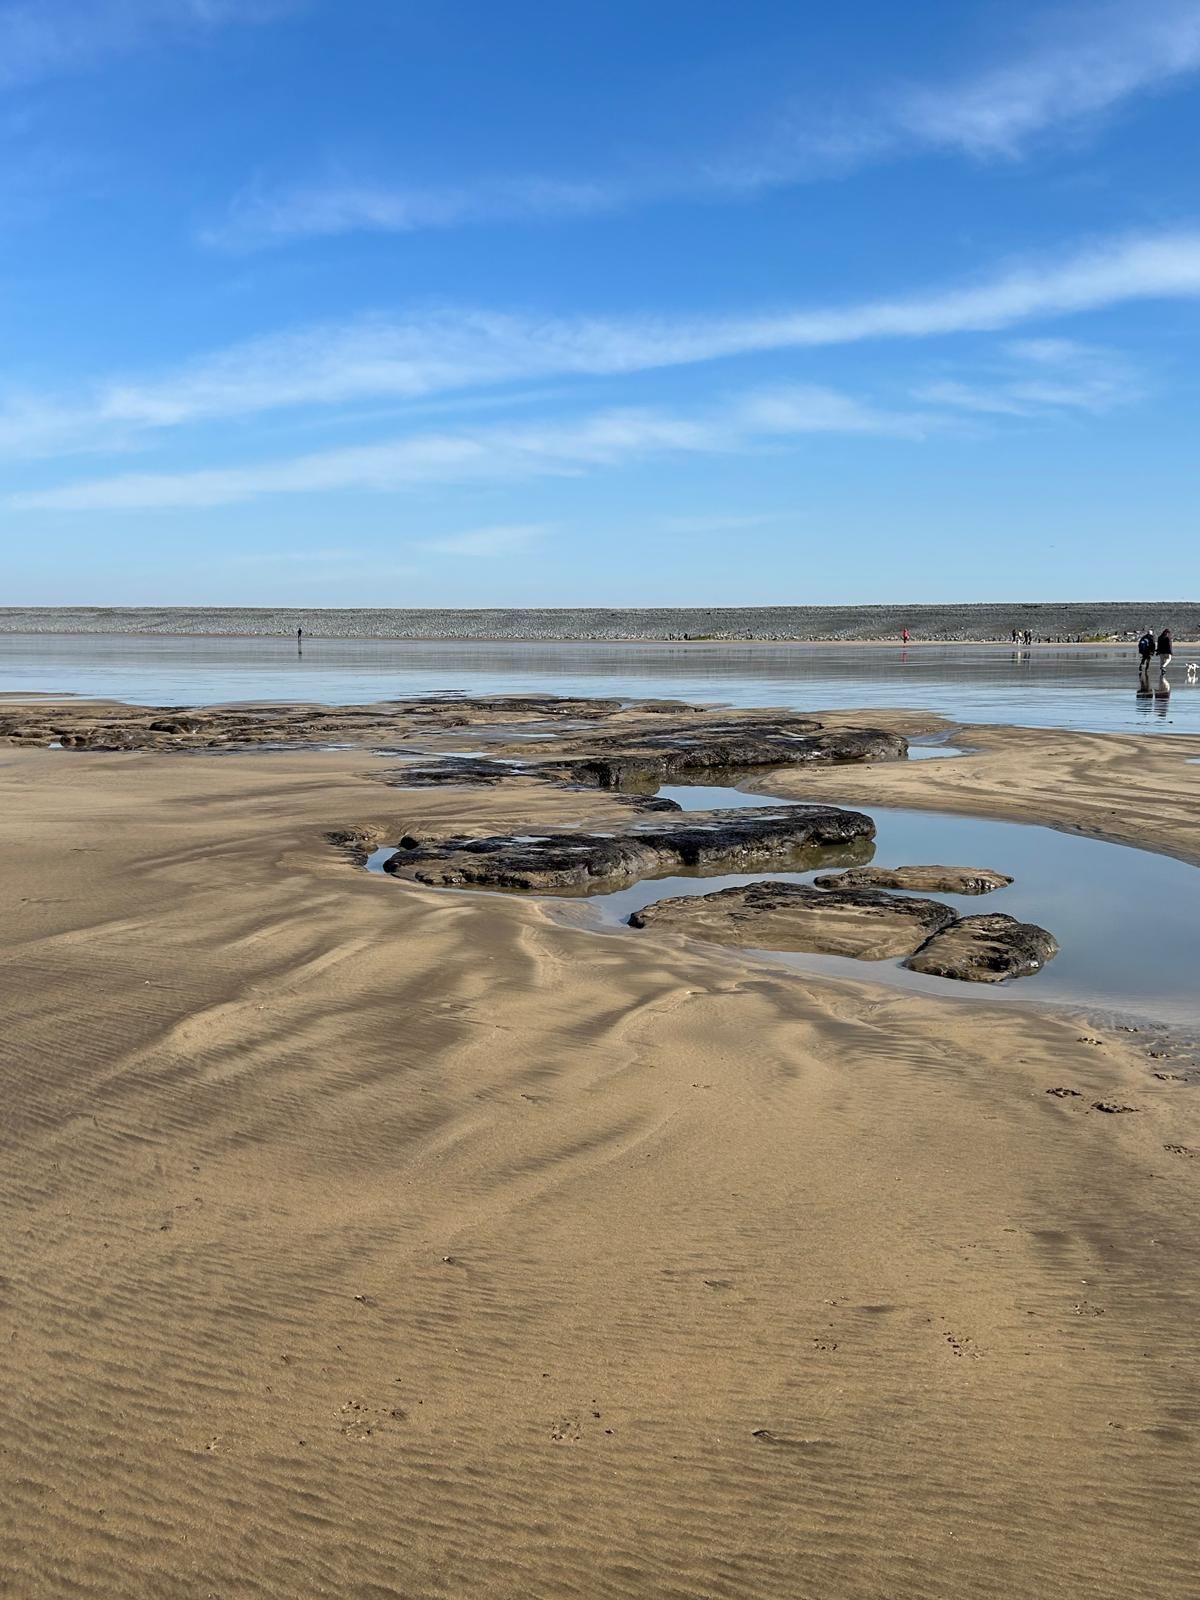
[906, 743, 967, 760]
[903, 731, 969, 760]
[364, 772, 1200, 1026]
[584, 793, 1200, 1025]
[656, 782, 786, 810]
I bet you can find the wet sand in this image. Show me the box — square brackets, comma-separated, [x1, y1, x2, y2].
[771, 711, 1200, 865]
[2, 722, 1199, 1599]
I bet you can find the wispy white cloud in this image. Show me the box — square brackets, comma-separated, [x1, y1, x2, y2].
[912, 338, 1141, 418]
[229, 545, 363, 565]
[3, 229, 1198, 460]
[655, 511, 788, 535]
[205, 172, 619, 250]
[893, 2, 1200, 158]
[0, 0, 296, 89]
[200, 6, 1200, 243]
[6, 384, 928, 512]
[423, 522, 549, 557]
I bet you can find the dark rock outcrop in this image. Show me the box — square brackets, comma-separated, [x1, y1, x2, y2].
[627, 880, 956, 958]
[0, 693, 643, 752]
[548, 719, 907, 789]
[814, 865, 1012, 895]
[389, 759, 525, 786]
[904, 914, 1058, 982]
[382, 805, 875, 892]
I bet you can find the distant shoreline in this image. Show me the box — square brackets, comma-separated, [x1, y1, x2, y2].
[3, 633, 1196, 651]
[2, 602, 1197, 645]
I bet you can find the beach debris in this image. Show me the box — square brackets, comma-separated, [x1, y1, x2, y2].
[1091, 1101, 1139, 1114]
[1046, 1087, 1083, 1097]
[814, 864, 1012, 895]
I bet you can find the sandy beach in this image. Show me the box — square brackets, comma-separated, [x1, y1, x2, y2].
[2, 711, 1199, 1599]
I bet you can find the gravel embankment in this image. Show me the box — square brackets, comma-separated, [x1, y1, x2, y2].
[1, 604, 1196, 642]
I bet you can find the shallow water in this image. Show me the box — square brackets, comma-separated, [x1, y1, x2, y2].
[5, 633, 1200, 734]
[591, 795, 1200, 1024]
[367, 780, 1200, 1025]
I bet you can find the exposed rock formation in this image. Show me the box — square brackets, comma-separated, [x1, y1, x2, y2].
[0, 693, 663, 752]
[390, 759, 526, 786]
[547, 718, 907, 789]
[381, 805, 875, 892]
[627, 881, 956, 959]
[814, 865, 1012, 895]
[903, 914, 1058, 983]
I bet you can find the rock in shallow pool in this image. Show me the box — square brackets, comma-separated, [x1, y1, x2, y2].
[903, 913, 1058, 983]
[382, 804, 875, 891]
[813, 865, 1013, 895]
[627, 880, 957, 959]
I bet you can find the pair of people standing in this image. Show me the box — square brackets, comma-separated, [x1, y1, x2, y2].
[1137, 627, 1172, 691]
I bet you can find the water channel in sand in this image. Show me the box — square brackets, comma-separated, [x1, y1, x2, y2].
[367, 779, 1200, 1028]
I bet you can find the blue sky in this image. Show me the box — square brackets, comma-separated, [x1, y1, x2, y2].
[2, 0, 1200, 606]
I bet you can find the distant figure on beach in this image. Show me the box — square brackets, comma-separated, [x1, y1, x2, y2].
[902, 626, 909, 645]
[297, 626, 303, 643]
[1156, 626, 1173, 693]
[1137, 626, 1155, 688]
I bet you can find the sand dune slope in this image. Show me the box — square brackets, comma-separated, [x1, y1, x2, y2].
[2, 747, 1198, 1599]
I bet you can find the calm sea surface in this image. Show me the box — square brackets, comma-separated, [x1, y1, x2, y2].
[2, 633, 1199, 735]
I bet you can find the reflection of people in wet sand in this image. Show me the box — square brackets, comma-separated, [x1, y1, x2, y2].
[1155, 626, 1173, 696]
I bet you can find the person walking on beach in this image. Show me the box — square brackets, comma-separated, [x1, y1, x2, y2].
[1137, 626, 1155, 689]
[1156, 625, 1173, 691]
[902, 626, 909, 646]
